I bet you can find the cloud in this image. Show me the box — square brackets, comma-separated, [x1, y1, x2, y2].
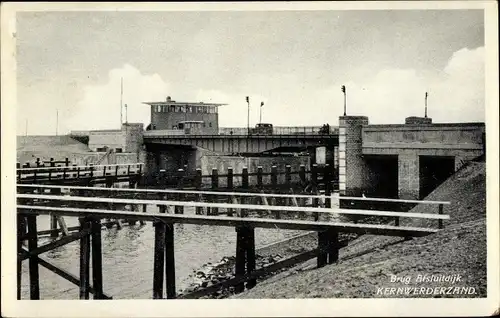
[65, 46, 485, 133]
[66, 64, 169, 130]
[311, 46, 485, 125]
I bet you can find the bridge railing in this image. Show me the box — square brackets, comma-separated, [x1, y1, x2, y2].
[218, 126, 339, 135]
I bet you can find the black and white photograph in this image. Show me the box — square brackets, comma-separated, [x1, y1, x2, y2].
[1, 1, 498, 317]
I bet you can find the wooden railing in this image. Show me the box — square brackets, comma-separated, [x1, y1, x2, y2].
[17, 163, 144, 186]
[17, 184, 450, 300]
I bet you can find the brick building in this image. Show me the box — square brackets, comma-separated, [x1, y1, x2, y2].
[143, 96, 226, 135]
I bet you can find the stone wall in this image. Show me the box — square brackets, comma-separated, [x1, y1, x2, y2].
[88, 130, 125, 152]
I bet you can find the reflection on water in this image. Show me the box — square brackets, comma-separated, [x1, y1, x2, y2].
[21, 214, 303, 299]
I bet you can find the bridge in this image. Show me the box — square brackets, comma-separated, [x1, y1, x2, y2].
[66, 114, 485, 203]
[337, 116, 485, 200]
[143, 131, 338, 154]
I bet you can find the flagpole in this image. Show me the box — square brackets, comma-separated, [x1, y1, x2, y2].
[56, 109, 59, 136]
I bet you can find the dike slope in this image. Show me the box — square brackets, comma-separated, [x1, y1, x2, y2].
[17, 135, 91, 164]
[234, 161, 487, 298]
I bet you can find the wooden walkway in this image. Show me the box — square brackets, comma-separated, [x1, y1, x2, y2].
[17, 184, 450, 300]
[17, 163, 143, 186]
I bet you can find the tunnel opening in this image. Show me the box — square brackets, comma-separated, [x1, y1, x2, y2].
[419, 155, 455, 199]
[364, 155, 399, 199]
[340, 155, 402, 219]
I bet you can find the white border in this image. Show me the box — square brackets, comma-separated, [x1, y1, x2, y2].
[2, 2, 499, 317]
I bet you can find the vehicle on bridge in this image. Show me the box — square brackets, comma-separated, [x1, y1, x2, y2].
[250, 123, 273, 135]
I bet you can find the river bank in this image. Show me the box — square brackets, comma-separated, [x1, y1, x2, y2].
[231, 161, 486, 299]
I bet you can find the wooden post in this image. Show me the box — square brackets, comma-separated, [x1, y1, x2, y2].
[153, 220, 166, 299]
[140, 204, 147, 225]
[271, 165, 278, 188]
[327, 229, 339, 264]
[234, 227, 246, 293]
[242, 167, 249, 217]
[271, 166, 280, 219]
[195, 169, 203, 215]
[79, 218, 91, 299]
[317, 230, 328, 268]
[164, 223, 176, 299]
[50, 213, 58, 238]
[285, 165, 292, 206]
[257, 166, 263, 189]
[50, 188, 62, 239]
[245, 227, 256, 289]
[227, 167, 233, 190]
[177, 168, 185, 189]
[195, 168, 202, 189]
[57, 216, 69, 236]
[299, 164, 306, 185]
[242, 167, 249, 189]
[324, 164, 332, 222]
[17, 215, 26, 300]
[227, 167, 234, 216]
[91, 218, 104, 299]
[210, 168, 219, 216]
[285, 165, 292, 188]
[438, 204, 444, 229]
[26, 215, 40, 300]
[175, 169, 184, 214]
[88, 164, 94, 187]
[312, 164, 319, 221]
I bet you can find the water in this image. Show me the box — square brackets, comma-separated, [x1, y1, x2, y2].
[20, 207, 304, 299]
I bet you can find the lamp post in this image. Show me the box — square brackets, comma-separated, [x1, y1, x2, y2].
[259, 101, 264, 124]
[341, 85, 346, 116]
[246, 96, 250, 135]
[425, 92, 428, 118]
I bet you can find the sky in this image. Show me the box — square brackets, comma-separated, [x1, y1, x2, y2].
[15, 9, 485, 135]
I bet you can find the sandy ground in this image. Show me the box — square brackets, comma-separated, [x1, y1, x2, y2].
[234, 161, 486, 299]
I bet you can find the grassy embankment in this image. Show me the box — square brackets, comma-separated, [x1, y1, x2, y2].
[17, 135, 90, 164]
[234, 161, 487, 298]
